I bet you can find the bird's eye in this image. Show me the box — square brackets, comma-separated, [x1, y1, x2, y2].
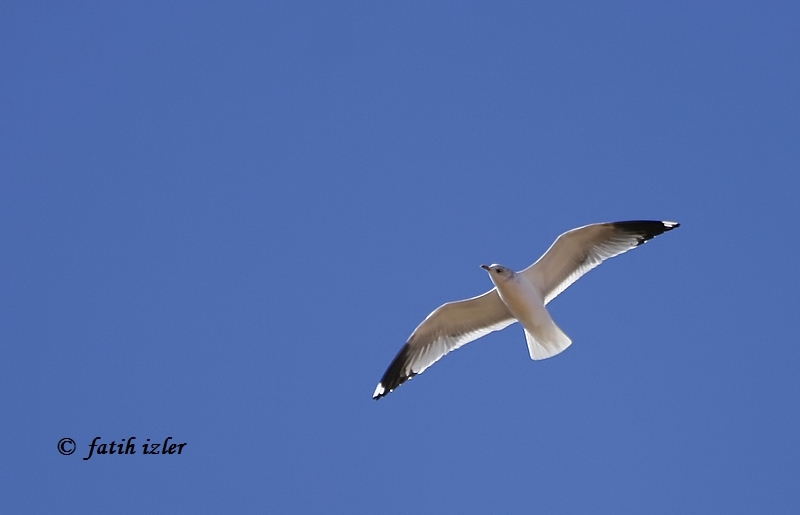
[495, 269, 502, 274]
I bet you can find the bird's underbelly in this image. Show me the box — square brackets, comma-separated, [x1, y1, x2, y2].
[495, 280, 549, 331]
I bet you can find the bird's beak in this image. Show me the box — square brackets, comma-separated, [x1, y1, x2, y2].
[480, 264, 490, 271]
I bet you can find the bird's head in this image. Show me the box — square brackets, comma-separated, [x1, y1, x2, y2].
[481, 263, 514, 284]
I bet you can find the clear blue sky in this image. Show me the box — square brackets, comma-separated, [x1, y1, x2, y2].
[2, 1, 799, 513]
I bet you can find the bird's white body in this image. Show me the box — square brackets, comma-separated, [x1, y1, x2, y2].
[485, 265, 572, 360]
[492, 271, 544, 330]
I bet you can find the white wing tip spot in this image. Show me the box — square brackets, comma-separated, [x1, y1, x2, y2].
[663, 220, 679, 228]
[372, 384, 385, 399]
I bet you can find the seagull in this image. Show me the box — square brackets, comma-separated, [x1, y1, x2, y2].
[372, 220, 679, 399]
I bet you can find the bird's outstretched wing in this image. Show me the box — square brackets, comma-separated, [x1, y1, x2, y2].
[521, 220, 679, 305]
[373, 289, 515, 399]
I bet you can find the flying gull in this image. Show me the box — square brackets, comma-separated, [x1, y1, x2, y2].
[373, 220, 679, 399]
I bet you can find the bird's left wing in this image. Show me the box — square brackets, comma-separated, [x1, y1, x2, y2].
[373, 289, 515, 399]
[521, 220, 679, 305]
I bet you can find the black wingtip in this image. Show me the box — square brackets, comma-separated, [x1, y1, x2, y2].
[372, 343, 417, 400]
[611, 220, 680, 245]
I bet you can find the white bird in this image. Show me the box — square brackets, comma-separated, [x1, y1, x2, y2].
[372, 220, 679, 399]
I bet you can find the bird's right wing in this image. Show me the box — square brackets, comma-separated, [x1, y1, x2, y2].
[373, 289, 516, 399]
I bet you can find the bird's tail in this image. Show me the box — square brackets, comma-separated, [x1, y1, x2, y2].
[523, 314, 572, 360]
